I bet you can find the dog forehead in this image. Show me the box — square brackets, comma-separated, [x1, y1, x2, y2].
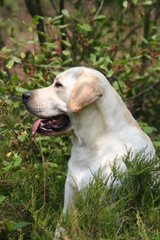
[56, 67, 99, 86]
[58, 67, 81, 79]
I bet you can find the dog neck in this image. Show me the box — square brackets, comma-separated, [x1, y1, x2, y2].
[71, 89, 138, 152]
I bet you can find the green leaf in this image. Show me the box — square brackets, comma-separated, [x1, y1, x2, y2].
[28, 26, 33, 32]
[62, 9, 70, 18]
[17, 131, 28, 142]
[62, 50, 70, 56]
[63, 59, 73, 65]
[123, 1, 128, 8]
[38, 31, 48, 38]
[32, 15, 39, 24]
[32, 15, 44, 24]
[0, 195, 6, 204]
[138, 121, 158, 135]
[20, 52, 26, 59]
[113, 80, 127, 92]
[93, 15, 106, 20]
[90, 53, 96, 64]
[10, 37, 17, 44]
[106, 69, 114, 78]
[143, 126, 157, 135]
[132, 0, 138, 5]
[1, 46, 12, 53]
[14, 221, 31, 230]
[79, 23, 92, 32]
[132, 55, 142, 60]
[0, 86, 7, 93]
[11, 74, 18, 82]
[3, 165, 13, 172]
[12, 56, 21, 63]
[59, 24, 70, 29]
[6, 221, 31, 232]
[17, 134, 26, 142]
[61, 40, 71, 47]
[143, 0, 153, 5]
[15, 86, 29, 94]
[14, 156, 22, 167]
[153, 141, 160, 147]
[3, 160, 11, 166]
[94, 57, 104, 66]
[6, 60, 14, 69]
[141, 37, 148, 44]
[44, 42, 58, 49]
[52, 15, 63, 22]
[6, 221, 16, 232]
[153, 66, 160, 71]
[99, 65, 108, 72]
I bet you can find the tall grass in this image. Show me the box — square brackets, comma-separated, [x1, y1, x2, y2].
[0, 149, 160, 239]
[62, 152, 160, 239]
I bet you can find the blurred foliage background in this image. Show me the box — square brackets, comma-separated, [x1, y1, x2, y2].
[0, 0, 160, 239]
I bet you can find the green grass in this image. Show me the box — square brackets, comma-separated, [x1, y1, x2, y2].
[0, 106, 160, 240]
[0, 106, 70, 239]
[62, 152, 160, 240]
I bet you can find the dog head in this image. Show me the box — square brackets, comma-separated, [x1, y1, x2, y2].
[23, 67, 103, 138]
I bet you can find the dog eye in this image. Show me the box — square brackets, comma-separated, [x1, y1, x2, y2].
[55, 82, 63, 88]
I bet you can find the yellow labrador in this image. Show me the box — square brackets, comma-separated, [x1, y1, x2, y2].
[23, 66, 155, 216]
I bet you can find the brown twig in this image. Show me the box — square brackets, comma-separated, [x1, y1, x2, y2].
[94, 0, 104, 18]
[127, 80, 160, 100]
[120, 24, 140, 44]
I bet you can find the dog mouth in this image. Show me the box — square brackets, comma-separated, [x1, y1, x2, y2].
[32, 114, 70, 140]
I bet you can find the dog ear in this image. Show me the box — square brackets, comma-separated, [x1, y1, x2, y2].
[68, 70, 103, 112]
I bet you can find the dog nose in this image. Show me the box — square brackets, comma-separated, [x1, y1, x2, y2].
[23, 91, 31, 101]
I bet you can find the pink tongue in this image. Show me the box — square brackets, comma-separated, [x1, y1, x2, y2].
[32, 119, 42, 140]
